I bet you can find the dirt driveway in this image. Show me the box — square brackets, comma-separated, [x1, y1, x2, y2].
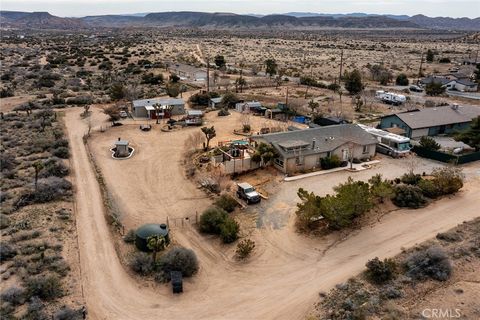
[65, 106, 480, 320]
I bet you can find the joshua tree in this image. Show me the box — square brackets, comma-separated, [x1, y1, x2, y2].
[201, 126, 216, 151]
[308, 100, 319, 115]
[32, 161, 44, 190]
[146, 235, 166, 263]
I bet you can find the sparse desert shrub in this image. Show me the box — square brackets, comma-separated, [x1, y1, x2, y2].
[436, 231, 462, 242]
[129, 252, 154, 276]
[431, 167, 464, 195]
[157, 247, 199, 278]
[219, 217, 240, 243]
[23, 296, 48, 320]
[418, 179, 442, 198]
[404, 246, 452, 281]
[365, 257, 397, 284]
[214, 194, 238, 213]
[52, 146, 70, 159]
[15, 177, 72, 208]
[24, 273, 63, 300]
[0, 242, 17, 260]
[236, 239, 255, 259]
[381, 285, 403, 299]
[40, 158, 69, 178]
[217, 108, 230, 116]
[400, 172, 422, 185]
[0, 214, 11, 229]
[393, 185, 426, 208]
[0, 153, 17, 171]
[199, 207, 228, 234]
[123, 229, 136, 243]
[53, 306, 82, 320]
[1, 286, 25, 306]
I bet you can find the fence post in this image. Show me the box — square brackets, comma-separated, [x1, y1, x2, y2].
[166, 216, 169, 228]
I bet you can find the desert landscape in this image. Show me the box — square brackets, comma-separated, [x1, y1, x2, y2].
[1, 5, 480, 320]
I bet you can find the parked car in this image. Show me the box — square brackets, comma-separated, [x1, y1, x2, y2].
[119, 110, 128, 118]
[409, 85, 423, 92]
[237, 182, 261, 204]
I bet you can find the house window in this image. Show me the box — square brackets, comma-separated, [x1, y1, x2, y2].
[274, 158, 284, 168]
[363, 145, 369, 154]
[326, 151, 332, 158]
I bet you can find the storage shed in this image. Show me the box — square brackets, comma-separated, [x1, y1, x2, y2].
[135, 224, 170, 252]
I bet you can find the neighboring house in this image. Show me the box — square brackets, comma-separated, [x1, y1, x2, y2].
[251, 124, 377, 174]
[235, 101, 263, 113]
[313, 116, 350, 127]
[210, 97, 223, 109]
[420, 75, 478, 92]
[379, 105, 480, 139]
[132, 98, 185, 118]
[168, 63, 207, 81]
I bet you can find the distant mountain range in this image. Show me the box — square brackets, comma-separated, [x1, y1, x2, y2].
[1, 11, 479, 31]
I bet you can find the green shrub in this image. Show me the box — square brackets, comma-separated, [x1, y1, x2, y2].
[199, 207, 228, 234]
[400, 172, 422, 185]
[53, 306, 83, 320]
[320, 155, 341, 170]
[157, 247, 198, 278]
[418, 179, 441, 198]
[431, 167, 463, 195]
[214, 194, 238, 213]
[217, 109, 230, 116]
[365, 257, 397, 284]
[404, 246, 452, 281]
[236, 239, 255, 259]
[24, 273, 63, 301]
[220, 217, 240, 243]
[393, 185, 427, 208]
[53, 147, 70, 159]
[419, 136, 441, 151]
[395, 73, 409, 86]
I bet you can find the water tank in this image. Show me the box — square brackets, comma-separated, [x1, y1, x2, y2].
[135, 223, 170, 252]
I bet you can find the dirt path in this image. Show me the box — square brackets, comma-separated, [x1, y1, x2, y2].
[65, 107, 480, 320]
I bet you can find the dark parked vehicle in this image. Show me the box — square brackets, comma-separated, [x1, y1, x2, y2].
[409, 85, 423, 92]
[237, 182, 261, 204]
[171, 271, 183, 294]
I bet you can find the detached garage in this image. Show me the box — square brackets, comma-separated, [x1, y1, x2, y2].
[132, 98, 185, 119]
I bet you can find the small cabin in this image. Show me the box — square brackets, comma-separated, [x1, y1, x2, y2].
[114, 139, 130, 157]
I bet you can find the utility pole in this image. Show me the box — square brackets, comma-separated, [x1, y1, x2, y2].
[417, 51, 424, 84]
[338, 49, 344, 84]
[206, 55, 210, 94]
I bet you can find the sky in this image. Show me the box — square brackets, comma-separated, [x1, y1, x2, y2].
[1, 0, 479, 18]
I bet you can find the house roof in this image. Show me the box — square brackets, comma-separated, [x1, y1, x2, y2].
[236, 101, 262, 108]
[210, 97, 223, 104]
[133, 98, 184, 108]
[455, 78, 477, 87]
[420, 76, 454, 86]
[115, 140, 129, 146]
[168, 63, 206, 75]
[187, 110, 203, 116]
[389, 105, 480, 129]
[252, 124, 377, 159]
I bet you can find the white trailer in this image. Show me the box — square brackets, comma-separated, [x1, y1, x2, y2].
[375, 90, 406, 106]
[358, 124, 411, 157]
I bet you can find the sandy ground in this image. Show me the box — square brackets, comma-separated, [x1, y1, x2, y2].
[65, 106, 480, 320]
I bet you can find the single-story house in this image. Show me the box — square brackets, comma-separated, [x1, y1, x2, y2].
[132, 98, 185, 118]
[210, 97, 223, 108]
[235, 101, 263, 113]
[168, 63, 207, 82]
[420, 75, 478, 92]
[379, 105, 480, 139]
[251, 124, 377, 174]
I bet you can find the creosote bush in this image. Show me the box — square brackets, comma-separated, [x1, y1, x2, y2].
[25, 273, 63, 301]
[220, 218, 240, 243]
[365, 257, 397, 284]
[214, 194, 238, 213]
[392, 184, 426, 208]
[129, 252, 154, 276]
[199, 207, 240, 243]
[157, 247, 199, 278]
[404, 246, 452, 281]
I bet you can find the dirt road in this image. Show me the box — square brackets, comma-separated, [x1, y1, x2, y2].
[65, 107, 480, 320]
